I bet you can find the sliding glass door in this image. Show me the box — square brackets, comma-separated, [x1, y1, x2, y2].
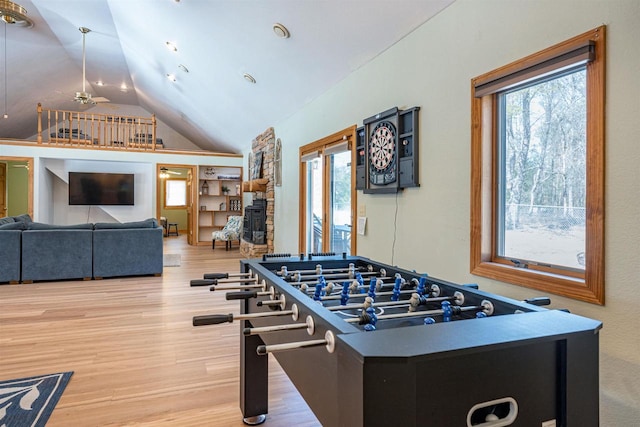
[328, 150, 351, 254]
[300, 126, 356, 256]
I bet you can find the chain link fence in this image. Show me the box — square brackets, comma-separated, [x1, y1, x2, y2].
[506, 204, 586, 231]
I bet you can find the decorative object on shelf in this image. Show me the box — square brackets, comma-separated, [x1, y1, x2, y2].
[200, 205, 206, 211]
[201, 180, 209, 195]
[275, 138, 282, 186]
[251, 151, 264, 179]
[217, 174, 240, 180]
[204, 167, 216, 177]
[356, 106, 420, 193]
[221, 185, 230, 195]
[230, 199, 241, 211]
[235, 184, 241, 194]
[219, 202, 226, 211]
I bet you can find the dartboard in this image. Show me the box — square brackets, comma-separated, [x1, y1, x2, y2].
[369, 121, 397, 185]
[369, 122, 396, 171]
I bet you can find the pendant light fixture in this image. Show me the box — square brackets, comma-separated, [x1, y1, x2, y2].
[0, 0, 34, 27]
[2, 21, 7, 119]
[1, 0, 34, 118]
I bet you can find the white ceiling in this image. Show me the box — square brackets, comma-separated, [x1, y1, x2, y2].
[1, 0, 455, 153]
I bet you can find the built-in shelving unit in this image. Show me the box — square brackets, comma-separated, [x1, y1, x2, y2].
[197, 166, 243, 244]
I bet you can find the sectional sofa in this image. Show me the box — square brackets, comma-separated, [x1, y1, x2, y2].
[0, 215, 163, 284]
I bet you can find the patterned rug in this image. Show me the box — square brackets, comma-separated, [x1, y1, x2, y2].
[163, 253, 181, 267]
[0, 372, 73, 427]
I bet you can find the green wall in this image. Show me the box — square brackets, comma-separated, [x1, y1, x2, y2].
[6, 162, 28, 217]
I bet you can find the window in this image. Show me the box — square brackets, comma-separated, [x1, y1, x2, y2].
[470, 26, 605, 304]
[165, 179, 187, 208]
[299, 126, 357, 255]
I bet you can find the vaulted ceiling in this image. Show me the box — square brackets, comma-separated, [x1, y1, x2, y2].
[1, 0, 454, 153]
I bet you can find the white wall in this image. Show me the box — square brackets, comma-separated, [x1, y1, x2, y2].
[273, 0, 640, 425]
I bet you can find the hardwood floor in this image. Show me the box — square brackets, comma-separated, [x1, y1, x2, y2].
[0, 236, 320, 426]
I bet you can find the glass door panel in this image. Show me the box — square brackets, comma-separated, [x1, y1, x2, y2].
[305, 156, 323, 254]
[329, 150, 351, 255]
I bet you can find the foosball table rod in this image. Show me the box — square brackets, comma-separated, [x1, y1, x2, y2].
[202, 271, 254, 280]
[345, 300, 495, 325]
[286, 269, 386, 283]
[256, 330, 336, 355]
[191, 277, 260, 287]
[276, 263, 374, 277]
[243, 315, 315, 336]
[193, 304, 300, 326]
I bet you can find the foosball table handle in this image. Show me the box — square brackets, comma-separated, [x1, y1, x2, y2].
[203, 273, 229, 280]
[193, 314, 233, 326]
[523, 297, 551, 306]
[226, 291, 258, 300]
[190, 279, 217, 287]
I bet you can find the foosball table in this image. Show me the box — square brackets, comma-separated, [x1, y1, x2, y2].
[192, 254, 601, 427]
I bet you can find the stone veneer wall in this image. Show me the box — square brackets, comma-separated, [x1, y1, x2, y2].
[240, 127, 275, 258]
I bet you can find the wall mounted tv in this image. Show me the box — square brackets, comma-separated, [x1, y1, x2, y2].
[68, 172, 135, 206]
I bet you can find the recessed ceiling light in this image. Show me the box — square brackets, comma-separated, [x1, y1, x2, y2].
[165, 41, 177, 52]
[243, 73, 256, 84]
[178, 64, 189, 73]
[166, 73, 176, 82]
[120, 83, 128, 92]
[273, 23, 290, 39]
[96, 81, 104, 86]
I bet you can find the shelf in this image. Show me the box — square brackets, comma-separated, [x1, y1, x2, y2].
[197, 165, 243, 243]
[243, 178, 269, 193]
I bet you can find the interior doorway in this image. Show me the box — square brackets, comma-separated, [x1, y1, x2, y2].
[156, 164, 197, 245]
[0, 156, 34, 219]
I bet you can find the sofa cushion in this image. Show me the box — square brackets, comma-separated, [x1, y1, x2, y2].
[0, 216, 15, 225]
[28, 222, 93, 230]
[0, 221, 26, 230]
[14, 213, 33, 224]
[93, 218, 158, 229]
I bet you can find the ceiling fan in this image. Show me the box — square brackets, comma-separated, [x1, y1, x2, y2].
[159, 167, 181, 178]
[74, 27, 110, 105]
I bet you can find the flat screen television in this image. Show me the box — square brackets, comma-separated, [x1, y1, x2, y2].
[68, 172, 135, 206]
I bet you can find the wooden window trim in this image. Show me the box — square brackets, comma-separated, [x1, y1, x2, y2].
[470, 26, 605, 305]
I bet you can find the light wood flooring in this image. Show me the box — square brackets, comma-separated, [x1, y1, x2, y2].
[0, 235, 320, 426]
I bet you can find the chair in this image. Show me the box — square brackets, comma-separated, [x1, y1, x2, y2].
[212, 215, 243, 250]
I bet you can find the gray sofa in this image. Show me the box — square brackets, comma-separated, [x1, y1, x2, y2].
[93, 221, 163, 279]
[0, 215, 163, 284]
[0, 229, 22, 283]
[0, 214, 32, 283]
[22, 224, 94, 282]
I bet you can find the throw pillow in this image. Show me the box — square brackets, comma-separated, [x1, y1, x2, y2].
[0, 221, 25, 230]
[93, 218, 158, 229]
[14, 213, 33, 223]
[28, 222, 93, 230]
[0, 216, 15, 225]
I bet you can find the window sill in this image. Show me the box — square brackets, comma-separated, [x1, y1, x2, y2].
[471, 260, 603, 305]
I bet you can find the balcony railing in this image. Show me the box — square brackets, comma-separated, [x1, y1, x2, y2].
[36, 103, 162, 151]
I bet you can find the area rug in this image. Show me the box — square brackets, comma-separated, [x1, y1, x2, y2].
[0, 371, 73, 427]
[163, 253, 181, 267]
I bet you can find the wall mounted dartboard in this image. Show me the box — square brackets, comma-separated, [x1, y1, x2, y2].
[369, 120, 397, 185]
[356, 106, 420, 194]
